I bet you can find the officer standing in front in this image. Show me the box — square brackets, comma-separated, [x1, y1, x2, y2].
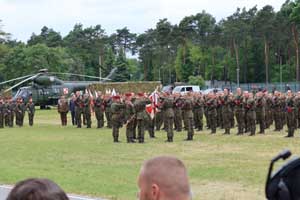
[58, 95, 69, 126]
[26, 97, 35, 126]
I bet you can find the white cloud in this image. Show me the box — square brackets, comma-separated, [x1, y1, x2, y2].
[0, 0, 284, 42]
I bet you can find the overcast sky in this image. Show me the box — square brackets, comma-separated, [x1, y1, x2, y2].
[0, 0, 285, 42]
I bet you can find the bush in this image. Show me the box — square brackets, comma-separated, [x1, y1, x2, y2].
[188, 75, 205, 87]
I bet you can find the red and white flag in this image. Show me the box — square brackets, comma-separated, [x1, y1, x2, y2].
[146, 90, 159, 119]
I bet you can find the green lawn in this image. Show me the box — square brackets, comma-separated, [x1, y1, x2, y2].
[0, 109, 299, 200]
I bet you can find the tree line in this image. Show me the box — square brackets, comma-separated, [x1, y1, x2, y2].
[0, 0, 300, 86]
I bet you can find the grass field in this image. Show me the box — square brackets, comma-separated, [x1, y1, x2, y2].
[0, 109, 300, 200]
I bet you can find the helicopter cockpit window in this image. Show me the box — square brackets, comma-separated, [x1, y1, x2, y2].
[18, 89, 29, 98]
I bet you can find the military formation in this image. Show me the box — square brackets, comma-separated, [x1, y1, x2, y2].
[59, 87, 300, 143]
[2, 87, 299, 142]
[0, 96, 35, 128]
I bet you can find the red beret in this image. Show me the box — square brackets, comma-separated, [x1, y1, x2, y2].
[112, 95, 120, 99]
[125, 93, 132, 97]
[138, 92, 144, 97]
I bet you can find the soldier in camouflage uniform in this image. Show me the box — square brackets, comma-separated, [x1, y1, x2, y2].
[74, 91, 83, 128]
[221, 88, 232, 134]
[4, 98, 9, 126]
[94, 91, 105, 128]
[216, 92, 223, 128]
[83, 93, 92, 128]
[15, 98, 25, 127]
[234, 88, 245, 135]
[155, 99, 163, 131]
[161, 93, 175, 142]
[280, 94, 287, 128]
[104, 95, 112, 128]
[174, 92, 183, 132]
[193, 92, 204, 131]
[265, 92, 273, 129]
[0, 98, 4, 128]
[6, 97, 14, 127]
[229, 93, 235, 128]
[204, 95, 210, 129]
[134, 93, 151, 143]
[272, 91, 282, 131]
[26, 98, 35, 126]
[182, 93, 194, 140]
[111, 95, 126, 142]
[244, 92, 256, 136]
[206, 92, 217, 134]
[285, 90, 296, 137]
[255, 91, 266, 134]
[58, 95, 69, 126]
[124, 93, 136, 143]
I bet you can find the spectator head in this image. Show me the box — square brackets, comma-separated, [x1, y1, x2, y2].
[137, 156, 191, 200]
[7, 178, 69, 200]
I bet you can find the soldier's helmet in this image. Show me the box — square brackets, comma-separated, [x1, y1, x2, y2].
[266, 150, 300, 200]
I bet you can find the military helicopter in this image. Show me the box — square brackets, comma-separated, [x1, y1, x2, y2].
[0, 68, 117, 108]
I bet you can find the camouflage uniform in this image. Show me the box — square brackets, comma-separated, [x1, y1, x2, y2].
[182, 96, 194, 140]
[265, 96, 273, 129]
[193, 96, 204, 131]
[75, 95, 83, 128]
[83, 95, 92, 128]
[15, 101, 25, 127]
[174, 96, 183, 132]
[155, 108, 163, 131]
[255, 96, 266, 133]
[272, 96, 282, 131]
[206, 97, 217, 134]
[94, 96, 104, 128]
[134, 97, 151, 143]
[161, 97, 175, 142]
[221, 94, 232, 134]
[6, 101, 14, 127]
[216, 98, 223, 128]
[234, 94, 245, 135]
[286, 96, 296, 137]
[26, 102, 35, 126]
[245, 97, 256, 136]
[104, 97, 112, 128]
[111, 98, 125, 142]
[125, 99, 136, 143]
[4, 101, 9, 126]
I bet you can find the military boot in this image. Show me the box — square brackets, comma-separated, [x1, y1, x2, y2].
[285, 129, 294, 138]
[139, 138, 144, 143]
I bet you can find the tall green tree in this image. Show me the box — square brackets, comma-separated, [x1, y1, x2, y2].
[113, 49, 130, 82]
[253, 5, 276, 84]
[27, 26, 62, 47]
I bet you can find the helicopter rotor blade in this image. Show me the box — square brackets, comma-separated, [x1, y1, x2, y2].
[4, 74, 40, 93]
[49, 72, 111, 81]
[104, 67, 117, 80]
[0, 74, 36, 85]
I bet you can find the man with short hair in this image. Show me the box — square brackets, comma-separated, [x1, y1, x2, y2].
[137, 156, 191, 200]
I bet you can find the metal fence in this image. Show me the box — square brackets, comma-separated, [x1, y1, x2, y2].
[203, 82, 300, 93]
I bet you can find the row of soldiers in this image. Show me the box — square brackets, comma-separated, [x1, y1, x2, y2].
[0, 96, 35, 128]
[58, 88, 300, 143]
